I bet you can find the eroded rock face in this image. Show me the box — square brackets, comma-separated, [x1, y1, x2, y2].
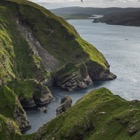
[0, 86, 31, 132]
[0, 114, 21, 140]
[33, 84, 54, 106]
[20, 98, 36, 109]
[9, 80, 54, 108]
[86, 60, 117, 81]
[56, 96, 72, 115]
[13, 98, 31, 132]
[20, 84, 54, 108]
[55, 63, 93, 91]
[56, 74, 93, 91]
[127, 125, 139, 136]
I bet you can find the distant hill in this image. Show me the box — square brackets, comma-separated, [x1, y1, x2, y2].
[94, 9, 140, 27]
[51, 7, 140, 26]
[51, 7, 140, 19]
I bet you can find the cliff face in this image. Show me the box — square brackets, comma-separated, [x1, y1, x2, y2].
[0, 86, 30, 132]
[0, 0, 116, 88]
[0, 0, 116, 135]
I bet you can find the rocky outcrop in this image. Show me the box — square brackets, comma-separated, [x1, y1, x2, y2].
[20, 98, 36, 109]
[19, 88, 54, 108]
[33, 85, 54, 106]
[86, 60, 117, 81]
[8, 80, 54, 108]
[55, 63, 93, 91]
[56, 73, 93, 91]
[56, 96, 72, 115]
[37, 106, 48, 113]
[13, 98, 31, 132]
[0, 86, 30, 132]
[55, 61, 116, 91]
[0, 114, 21, 140]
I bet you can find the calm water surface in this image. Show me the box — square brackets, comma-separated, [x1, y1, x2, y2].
[26, 20, 140, 133]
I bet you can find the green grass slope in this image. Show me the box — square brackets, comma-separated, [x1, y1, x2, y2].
[0, 114, 21, 140]
[0, 2, 47, 83]
[0, 86, 30, 132]
[8, 0, 109, 68]
[33, 88, 140, 140]
[0, 87, 140, 140]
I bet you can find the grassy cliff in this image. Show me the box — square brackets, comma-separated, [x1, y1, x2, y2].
[33, 88, 140, 140]
[3, 88, 139, 140]
[0, 0, 117, 138]
[0, 0, 116, 89]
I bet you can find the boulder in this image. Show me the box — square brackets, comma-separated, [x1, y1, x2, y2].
[37, 106, 48, 113]
[56, 96, 72, 115]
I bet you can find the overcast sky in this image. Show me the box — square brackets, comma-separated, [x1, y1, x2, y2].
[30, 0, 140, 9]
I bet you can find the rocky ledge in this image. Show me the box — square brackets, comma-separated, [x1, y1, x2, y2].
[55, 62, 116, 91]
[56, 96, 72, 115]
[8, 80, 54, 108]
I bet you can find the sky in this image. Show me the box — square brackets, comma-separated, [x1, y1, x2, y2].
[30, 0, 140, 9]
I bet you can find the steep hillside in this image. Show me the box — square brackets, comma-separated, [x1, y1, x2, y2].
[32, 88, 140, 140]
[3, 88, 140, 140]
[0, 0, 116, 136]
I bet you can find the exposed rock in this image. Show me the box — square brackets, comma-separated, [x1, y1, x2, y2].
[86, 60, 117, 81]
[55, 63, 93, 91]
[0, 86, 31, 132]
[20, 98, 36, 109]
[33, 84, 54, 106]
[56, 96, 72, 115]
[57, 74, 93, 91]
[8, 79, 54, 108]
[13, 98, 31, 132]
[16, 19, 59, 72]
[37, 106, 48, 113]
[0, 114, 21, 140]
[42, 78, 54, 87]
[127, 125, 139, 136]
